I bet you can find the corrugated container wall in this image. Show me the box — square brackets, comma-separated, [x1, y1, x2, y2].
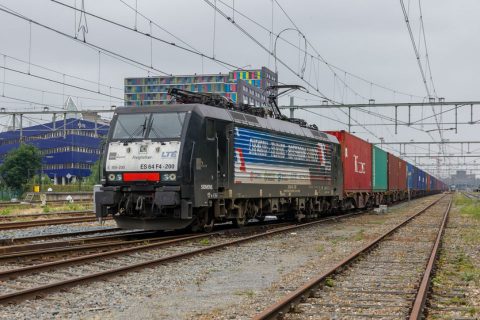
[398, 159, 407, 191]
[407, 163, 415, 189]
[324, 131, 372, 192]
[418, 170, 423, 190]
[420, 171, 426, 190]
[388, 153, 400, 191]
[372, 146, 388, 191]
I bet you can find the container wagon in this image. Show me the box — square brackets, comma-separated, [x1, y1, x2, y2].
[372, 145, 388, 205]
[387, 153, 408, 202]
[324, 130, 373, 209]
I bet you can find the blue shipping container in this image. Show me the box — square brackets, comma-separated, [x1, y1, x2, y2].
[407, 163, 415, 189]
[419, 170, 425, 190]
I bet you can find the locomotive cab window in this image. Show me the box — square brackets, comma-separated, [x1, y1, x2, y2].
[148, 112, 186, 139]
[206, 119, 215, 140]
[112, 114, 150, 140]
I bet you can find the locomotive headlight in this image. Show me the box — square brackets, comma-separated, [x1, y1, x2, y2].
[108, 173, 116, 181]
[162, 173, 176, 181]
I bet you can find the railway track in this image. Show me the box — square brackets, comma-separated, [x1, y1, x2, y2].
[0, 215, 109, 231]
[0, 199, 92, 208]
[463, 192, 480, 200]
[0, 227, 123, 246]
[0, 229, 160, 255]
[0, 210, 93, 222]
[0, 212, 364, 305]
[253, 195, 451, 320]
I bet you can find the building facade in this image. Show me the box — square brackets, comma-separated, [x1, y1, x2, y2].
[124, 67, 277, 107]
[445, 170, 478, 190]
[0, 117, 109, 184]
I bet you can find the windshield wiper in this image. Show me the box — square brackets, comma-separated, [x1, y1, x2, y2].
[120, 116, 149, 144]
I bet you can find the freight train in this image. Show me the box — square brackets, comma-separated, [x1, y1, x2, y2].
[95, 91, 446, 231]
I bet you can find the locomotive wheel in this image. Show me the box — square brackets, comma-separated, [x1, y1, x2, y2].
[232, 201, 247, 227]
[203, 218, 215, 232]
[233, 216, 246, 227]
[190, 208, 213, 232]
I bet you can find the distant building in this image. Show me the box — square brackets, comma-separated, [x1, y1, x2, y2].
[0, 98, 109, 184]
[124, 67, 277, 107]
[446, 170, 478, 190]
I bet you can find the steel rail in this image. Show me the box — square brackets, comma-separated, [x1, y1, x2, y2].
[0, 212, 361, 304]
[253, 194, 448, 320]
[409, 197, 452, 319]
[0, 210, 93, 221]
[0, 228, 123, 246]
[0, 230, 157, 254]
[0, 232, 190, 258]
[0, 216, 111, 230]
[0, 199, 92, 207]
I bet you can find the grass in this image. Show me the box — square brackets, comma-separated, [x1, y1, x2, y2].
[316, 244, 325, 253]
[354, 229, 365, 241]
[454, 194, 473, 206]
[0, 208, 12, 216]
[199, 238, 210, 246]
[453, 194, 480, 220]
[448, 296, 467, 306]
[234, 289, 255, 298]
[325, 277, 335, 287]
[453, 252, 480, 284]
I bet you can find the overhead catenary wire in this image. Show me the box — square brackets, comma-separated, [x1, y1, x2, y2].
[203, 0, 432, 151]
[0, 4, 171, 76]
[0, 79, 120, 103]
[211, 0, 435, 147]
[214, 0, 424, 100]
[0, 51, 123, 92]
[50, 0, 243, 71]
[399, 0, 444, 156]
[117, 0, 234, 72]
[263, 1, 434, 145]
[418, 0, 437, 98]
[0, 65, 123, 101]
[0, 93, 111, 111]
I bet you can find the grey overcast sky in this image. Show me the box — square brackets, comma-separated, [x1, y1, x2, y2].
[0, 0, 479, 177]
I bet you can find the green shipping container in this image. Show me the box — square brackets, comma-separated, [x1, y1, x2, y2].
[372, 146, 388, 191]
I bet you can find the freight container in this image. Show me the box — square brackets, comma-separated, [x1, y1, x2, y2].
[324, 130, 372, 192]
[407, 163, 418, 190]
[372, 146, 388, 191]
[388, 153, 400, 191]
[418, 170, 424, 190]
[388, 154, 407, 191]
[398, 158, 407, 190]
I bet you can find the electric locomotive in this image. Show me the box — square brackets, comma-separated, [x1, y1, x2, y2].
[95, 90, 343, 231]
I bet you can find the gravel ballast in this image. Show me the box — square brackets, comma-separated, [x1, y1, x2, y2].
[426, 194, 480, 319]
[0, 196, 443, 319]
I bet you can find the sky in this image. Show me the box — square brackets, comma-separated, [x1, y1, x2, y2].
[0, 0, 479, 178]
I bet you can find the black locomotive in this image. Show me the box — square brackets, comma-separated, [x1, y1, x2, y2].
[95, 90, 343, 231]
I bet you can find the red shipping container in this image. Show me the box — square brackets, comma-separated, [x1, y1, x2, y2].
[398, 158, 407, 191]
[325, 131, 372, 192]
[388, 153, 400, 190]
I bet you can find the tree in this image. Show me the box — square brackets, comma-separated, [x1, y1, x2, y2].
[86, 159, 102, 185]
[0, 144, 42, 191]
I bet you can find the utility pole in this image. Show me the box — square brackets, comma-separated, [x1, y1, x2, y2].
[289, 96, 294, 118]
